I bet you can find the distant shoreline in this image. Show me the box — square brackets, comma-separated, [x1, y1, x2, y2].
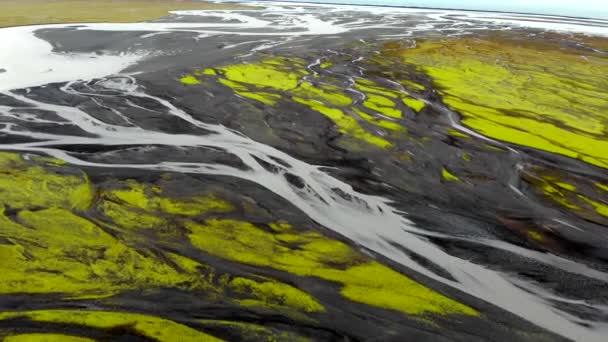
[252, 0, 608, 23]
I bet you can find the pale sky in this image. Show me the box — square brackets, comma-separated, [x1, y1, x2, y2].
[405, 0, 607, 18]
[279, 0, 608, 19]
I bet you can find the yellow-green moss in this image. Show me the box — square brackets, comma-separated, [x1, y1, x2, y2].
[354, 80, 400, 99]
[533, 174, 608, 217]
[180, 75, 202, 85]
[320, 61, 333, 69]
[353, 108, 405, 132]
[238, 91, 281, 105]
[293, 97, 392, 148]
[579, 195, 608, 217]
[217, 78, 281, 105]
[553, 181, 577, 192]
[269, 222, 293, 232]
[106, 180, 233, 216]
[0, 151, 478, 322]
[526, 173, 608, 224]
[100, 200, 168, 230]
[485, 144, 506, 152]
[541, 182, 580, 210]
[294, 82, 352, 107]
[3, 334, 95, 342]
[200, 68, 217, 76]
[401, 37, 608, 169]
[528, 231, 544, 242]
[229, 277, 324, 313]
[0, 152, 94, 211]
[336, 262, 477, 316]
[0, 310, 223, 342]
[448, 129, 470, 138]
[442, 168, 460, 182]
[220, 62, 300, 91]
[0, 207, 200, 297]
[181, 58, 405, 148]
[186, 219, 478, 317]
[0, 154, 322, 317]
[198, 320, 311, 342]
[595, 182, 608, 192]
[208, 58, 390, 146]
[99, 189, 324, 315]
[363, 94, 402, 119]
[401, 80, 426, 91]
[402, 96, 426, 112]
[0, 150, 478, 324]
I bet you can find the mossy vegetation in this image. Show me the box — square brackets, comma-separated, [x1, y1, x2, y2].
[180, 57, 431, 149]
[3, 334, 95, 342]
[523, 168, 608, 225]
[0, 205, 201, 297]
[198, 320, 311, 342]
[442, 168, 460, 182]
[104, 179, 233, 216]
[402, 96, 426, 112]
[448, 129, 470, 139]
[596, 182, 608, 192]
[180, 75, 202, 85]
[0, 0, 255, 28]
[228, 276, 325, 313]
[398, 36, 608, 169]
[0, 151, 479, 340]
[0, 152, 93, 211]
[187, 218, 477, 316]
[0, 310, 223, 342]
